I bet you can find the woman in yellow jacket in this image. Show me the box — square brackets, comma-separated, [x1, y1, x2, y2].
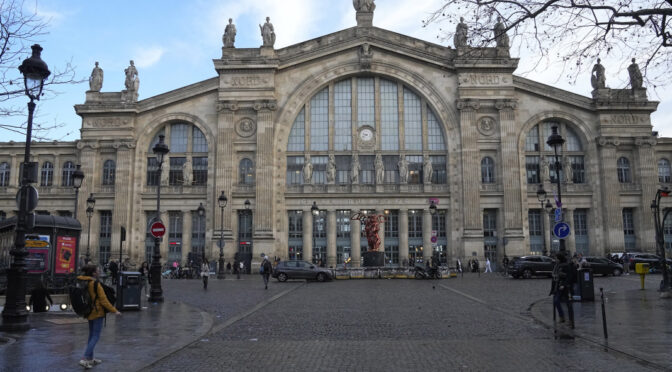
[77, 264, 121, 369]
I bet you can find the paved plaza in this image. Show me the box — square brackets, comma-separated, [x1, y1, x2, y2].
[1, 272, 671, 371]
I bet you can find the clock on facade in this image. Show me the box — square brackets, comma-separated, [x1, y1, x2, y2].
[360, 128, 374, 141]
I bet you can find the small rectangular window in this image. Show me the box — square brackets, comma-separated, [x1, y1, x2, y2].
[169, 157, 186, 186]
[286, 156, 304, 185]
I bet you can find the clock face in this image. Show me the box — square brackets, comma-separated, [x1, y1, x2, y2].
[360, 128, 373, 141]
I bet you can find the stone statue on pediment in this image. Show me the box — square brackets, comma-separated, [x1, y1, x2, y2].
[591, 58, 606, 89]
[423, 155, 433, 184]
[628, 58, 643, 89]
[563, 156, 573, 184]
[353, 0, 375, 12]
[223, 18, 236, 48]
[375, 153, 384, 184]
[123, 60, 139, 103]
[493, 17, 509, 48]
[541, 156, 550, 182]
[89, 62, 103, 92]
[259, 17, 276, 47]
[303, 155, 313, 184]
[454, 17, 468, 48]
[160, 158, 169, 186]
[398, 155, 408, 184]
[351, 153, 360, 184]
[182, 159, 192, 185]
[327, 154, 336, 184]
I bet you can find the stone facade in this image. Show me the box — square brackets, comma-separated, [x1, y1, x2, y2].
[0, 13, 670, 269]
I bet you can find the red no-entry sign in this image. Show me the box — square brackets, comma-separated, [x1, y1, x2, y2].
[150, 221, 166, 238]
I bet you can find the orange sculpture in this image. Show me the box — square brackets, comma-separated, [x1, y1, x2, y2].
[351, 212, 386, 252]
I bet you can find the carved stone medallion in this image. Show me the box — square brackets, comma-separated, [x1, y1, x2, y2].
[477, 116, 497, 136]
[236, 118, 257, 138]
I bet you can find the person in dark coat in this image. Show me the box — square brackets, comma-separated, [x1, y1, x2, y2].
[108, 260, 119, 285]
[29, 281, 53, 313]
[550, 252, 576, 327]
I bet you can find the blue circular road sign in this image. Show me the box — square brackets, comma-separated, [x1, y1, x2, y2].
[553, 222, 571, 239]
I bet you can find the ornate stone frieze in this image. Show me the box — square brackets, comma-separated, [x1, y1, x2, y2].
[634, 136, 656, 147]
[494, 99, 518, 111]
[223, 74, 272, 88]
[253, 100, 278, 111]
[456, 99, 480, 111]
[217, 101, 239, 112]
[236, 118, 257, 138]
[599, 114, 648, 126]
[85, 117, 131, 128]
[477, 116, 497, 137]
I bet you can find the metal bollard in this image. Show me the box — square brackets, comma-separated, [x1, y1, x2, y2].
[600, 287, 608, 339]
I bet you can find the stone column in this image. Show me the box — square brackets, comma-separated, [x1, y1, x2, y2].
[327, 210, 337, 267]
[597, 139, 624, 252]
[160, 211, 170, 261]
[496, 100, 525, 253]
[636, 137, 658, 251]
[182, 210, 193, 264]
[456, 99, 484, 258]
[351, 218, 361, 267]
[253, 103, 276, 258]
[111, 144, 132, 260]
[423, 209, 432, 262]
[399, 209, 409, 265]
[565, 209, 575, 254]
[53, 154, 61, 187]
[303, 209, 313, 262]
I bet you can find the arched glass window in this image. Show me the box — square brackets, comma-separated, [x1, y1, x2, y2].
[146, 124, 208, 186]
[658, 159, 671, 183]
[61, 161, 75, 187]
[0, 162, 10, 187]
[481, 157, 495, 183]
[239, 158, 254, 185]
[103, 160, 116, 186]
[524, 122, 585, 184]
[40, 161, 53, 186]
[285, 77, 447, 186]
[617, 157, 631, 183]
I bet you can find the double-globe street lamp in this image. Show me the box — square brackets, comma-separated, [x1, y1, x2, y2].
[1, 44, 51, 331]
[651, 186, 671, 294]
[150, 135, 169, 303]
[72, 164, 85, 219]
[546, 125, 566, 253]
[536, 184, 555, 256]
[85, 194, 96, 263]
[217, 191, 228, 279]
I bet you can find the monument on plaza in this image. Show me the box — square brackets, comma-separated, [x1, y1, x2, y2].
[351, 211, 386, 267]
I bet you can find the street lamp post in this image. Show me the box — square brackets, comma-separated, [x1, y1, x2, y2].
[150, 135, 169, 303]
[652, 186, 671, 294]
[311, 201, 319, 264]
[72, 164, 85, 219]
[536, 184, 555, 255]
[196, 202, 205, 260]
[85, 194, 95, 263]
[1, 44, 50, 332]
[429, 200, 437, 263]
[217, 191, 227, 279]
[546, 125, 566, 253]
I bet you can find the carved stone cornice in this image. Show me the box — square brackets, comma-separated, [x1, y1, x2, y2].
[597, 136, 621, 147]
[253, 100, 278, 112]
[635, 136, 657, 147]
[76, 140, 100, 150]
[217, 101, 239, 112]
[494, 99, 518, 111]
[456, 99, 480, 111]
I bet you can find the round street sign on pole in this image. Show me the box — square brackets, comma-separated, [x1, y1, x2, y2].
[150, 221, 166, 238]
[16, 185, 39, 212]
[553, 222, 571, 239]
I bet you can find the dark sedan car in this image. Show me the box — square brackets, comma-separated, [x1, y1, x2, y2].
[583, 257, 623, 276]
[508, 255, 555, 279]
[272, 260, 333, 282]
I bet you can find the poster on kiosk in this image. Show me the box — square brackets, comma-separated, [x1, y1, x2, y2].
[55, 236, 77, 274]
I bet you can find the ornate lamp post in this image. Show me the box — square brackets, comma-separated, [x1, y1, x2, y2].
[150, 135, 169, 303]
[85, 194, 96, 263]
[196, 202, 205, 260]
[429, 201, 437, 262]
[1, 44, 50, 332]
[311, 201, 319, 264]
[72, 164, 85, 219]
[546, 125, 566, 253]
[536, 184, 554, 255]
[652, 186, 671, 294]
[217, 192, 227, 279]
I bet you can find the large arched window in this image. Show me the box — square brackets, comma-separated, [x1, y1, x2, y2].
[658, 158, 671, 183]
[617, 157, 631, 183]
[524, 122, 585, 184]
[285, 77, 447, 186]
[146, 123, 208, 186]
[481, 157, 495, 183]
[40, 161, 53, 186]
[239, 158, 254, 185]
[61, 161, 76, 187]
[102, 160, 116, 186]
[0, 162, 10, 187]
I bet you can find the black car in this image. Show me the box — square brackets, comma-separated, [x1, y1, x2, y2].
[626, 253, 672, 271]
[508, 256, 555, 279]
[583, 257, 623, 276]
[272, 260, 332, 282]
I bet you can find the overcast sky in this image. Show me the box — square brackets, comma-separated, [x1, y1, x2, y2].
[7, 0, 670, 142]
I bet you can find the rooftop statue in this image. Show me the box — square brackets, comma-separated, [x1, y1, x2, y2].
[260, 17, 276, 47]
[493, 17, 509, 48]
[591, 58, 606, 89]
[353, 0, 375, 12]
[628, 58, 643, 89]
[89, 62, 103, 92]
[223, 18, 236, 48]
[454, 17, 468, 48]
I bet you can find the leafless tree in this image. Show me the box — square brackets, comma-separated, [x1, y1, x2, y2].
[1, 0, 83, 140]
[423, 0, 672, 88]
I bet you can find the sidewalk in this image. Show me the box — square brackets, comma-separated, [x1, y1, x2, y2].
[530, 287, 672, 369]
[0, 298, 213, 372]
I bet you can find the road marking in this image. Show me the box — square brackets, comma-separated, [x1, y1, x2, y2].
[438, 284, 487, 305]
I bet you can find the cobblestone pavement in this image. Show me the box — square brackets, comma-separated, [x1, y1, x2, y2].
[143, 273, 668, 371]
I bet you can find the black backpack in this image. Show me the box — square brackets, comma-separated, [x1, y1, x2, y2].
[69, 279, 96, 318]
[95, 281, 116, 310]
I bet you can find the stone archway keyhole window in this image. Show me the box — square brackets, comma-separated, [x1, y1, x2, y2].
[146, 123, 209, 186]
[524, 122, 585, 184]
[285, 77, 447, 186]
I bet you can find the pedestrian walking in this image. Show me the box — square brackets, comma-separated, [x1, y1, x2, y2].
[550, 253, 575, 327]
[77, 264, 121, 369]
[226, 262, 232, 274]
[622, 253, 630, 275]
[108, 259, 119, 285]
[29, 281, 53, 313]
[502, 255, 509, 276]
[456, 259, 462, 273]
[138, 261, 150, 298]
[484, 258, 492, 273]
[201, 258, 210, 289]
[261, 254, 273, 289]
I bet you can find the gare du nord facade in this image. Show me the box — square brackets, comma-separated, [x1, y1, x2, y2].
[0, 10, 670, 271]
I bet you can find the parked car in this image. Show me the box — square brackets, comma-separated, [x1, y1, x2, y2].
[507, 256, 555, 279]
[272, 260, 333, 282]
[626, 253, 672, 271]
[583, 257, 623, 276]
